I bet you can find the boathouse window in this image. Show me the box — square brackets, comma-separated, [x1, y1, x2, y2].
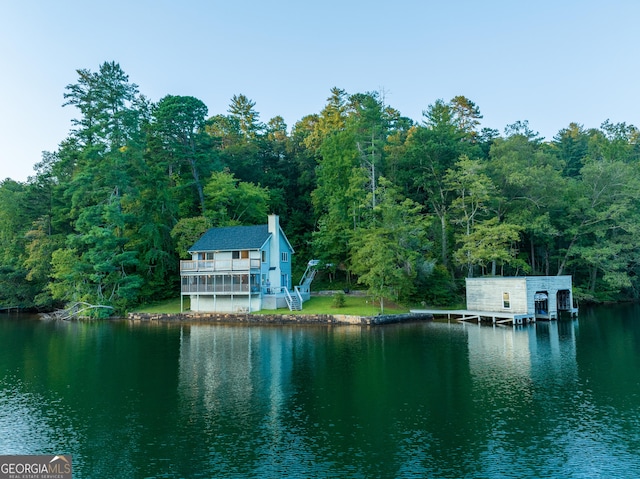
[262, 250, 267, 262]
[281, 252, 289, 262]
[502, 292, 511, 309]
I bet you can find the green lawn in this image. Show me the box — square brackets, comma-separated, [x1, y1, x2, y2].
[131, 297, 188, 314]
[132, 294, 410, 316]
[256, 294, 409, 315]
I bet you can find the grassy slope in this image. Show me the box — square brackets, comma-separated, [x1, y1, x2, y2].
[133, 294, 410, 315]
[257, 295, 410, 315]
[132, 297, 187, 314]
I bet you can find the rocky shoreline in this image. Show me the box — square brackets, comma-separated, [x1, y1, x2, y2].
[127, 311, 433, 325]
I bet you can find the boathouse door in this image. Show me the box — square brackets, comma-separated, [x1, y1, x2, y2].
[534, 292, 548, 317]
[557, 290, 571, 311]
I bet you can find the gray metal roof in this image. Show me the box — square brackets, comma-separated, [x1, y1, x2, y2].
[189, 224, 270, 252]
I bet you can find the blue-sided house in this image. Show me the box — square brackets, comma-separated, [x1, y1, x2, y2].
[180, 215, 313, 313]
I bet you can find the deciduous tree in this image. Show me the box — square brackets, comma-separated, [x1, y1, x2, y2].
[351, 179, 430, 312]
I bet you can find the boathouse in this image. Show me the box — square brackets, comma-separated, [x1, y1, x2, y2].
[410, 276, 577, 325]
[465, 276, 577, 320]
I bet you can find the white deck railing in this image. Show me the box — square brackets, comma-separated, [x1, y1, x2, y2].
[181, 283, 288, 295]
[180, 259, 261, 272]
[181, 284, 260, 294]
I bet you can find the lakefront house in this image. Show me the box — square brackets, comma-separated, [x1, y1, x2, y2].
[180, 215, 315, 313]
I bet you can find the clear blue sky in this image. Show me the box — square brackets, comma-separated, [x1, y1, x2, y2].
[2, 0, 639, 182]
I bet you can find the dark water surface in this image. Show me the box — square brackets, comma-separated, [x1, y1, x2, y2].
[1, 305, 640, 478]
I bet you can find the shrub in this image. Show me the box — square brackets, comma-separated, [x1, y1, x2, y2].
[331, 291, 346, 308]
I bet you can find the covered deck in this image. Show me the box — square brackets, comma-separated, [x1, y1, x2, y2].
[180, 258, 261, 273]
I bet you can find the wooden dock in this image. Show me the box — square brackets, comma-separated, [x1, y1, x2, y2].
[410, 309, 536, 325]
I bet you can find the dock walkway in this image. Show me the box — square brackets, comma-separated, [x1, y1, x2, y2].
[409, 308, 536, 325]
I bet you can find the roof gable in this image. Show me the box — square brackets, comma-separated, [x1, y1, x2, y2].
[189, 224, 270, 252]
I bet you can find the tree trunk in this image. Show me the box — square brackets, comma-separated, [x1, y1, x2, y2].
[558, 220, 586, 275]
[545, 249, 550, 275]
[466, 219, 473, 277]
[189, 157, 206, 214]
[557, 234, 578, 276]
[530, 237, 536, 274]
[440, 213, 447, 267]
[590, 266, 598, 292]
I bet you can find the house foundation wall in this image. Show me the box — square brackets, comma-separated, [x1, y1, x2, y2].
[261, 295, 289, 310]
[189, 295, 262, 313]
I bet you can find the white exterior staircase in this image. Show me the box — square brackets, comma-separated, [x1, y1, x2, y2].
[285, 260, 320, 311]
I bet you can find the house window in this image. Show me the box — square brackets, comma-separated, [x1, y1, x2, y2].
[241, 250, 249, 259]
[502, 292, 511, 309]
[281, 252, 289, 262]
[251, 274, 260, 292]
[232, 251, 240, 259]
[262, 250, 267, 263]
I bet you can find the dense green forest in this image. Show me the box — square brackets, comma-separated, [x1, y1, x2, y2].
[2, 61, 640, 314]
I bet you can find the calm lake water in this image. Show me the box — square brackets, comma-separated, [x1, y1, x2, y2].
[1, 305, 640, 478]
